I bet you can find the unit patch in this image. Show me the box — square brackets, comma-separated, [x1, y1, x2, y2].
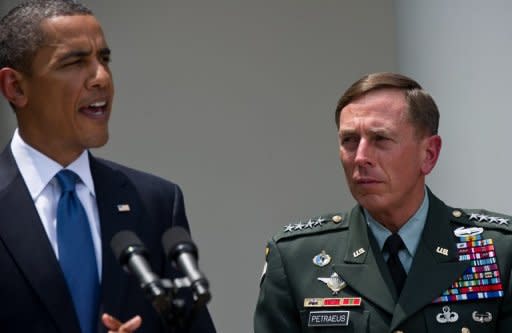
[312, 250, 331, 267]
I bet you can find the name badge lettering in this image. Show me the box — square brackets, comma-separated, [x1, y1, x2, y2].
[308, 310, 350, 327]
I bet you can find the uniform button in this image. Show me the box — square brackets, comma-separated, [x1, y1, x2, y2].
[461, 327, 470, 333]
[332, 215, 343, 223]
[393, 330, 404, 333]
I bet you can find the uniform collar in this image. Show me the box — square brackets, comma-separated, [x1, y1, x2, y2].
[364, 187, 429, 257]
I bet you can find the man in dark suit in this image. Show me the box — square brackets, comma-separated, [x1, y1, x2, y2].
[255, 72, 512, 332]
[0, 1, 215, 332]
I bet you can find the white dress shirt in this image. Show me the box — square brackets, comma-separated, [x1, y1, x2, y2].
[10, 129, 102, 279]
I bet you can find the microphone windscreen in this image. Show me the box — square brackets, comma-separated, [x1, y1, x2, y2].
[161, 226, 195, 258]
[111, 230, 144, 262]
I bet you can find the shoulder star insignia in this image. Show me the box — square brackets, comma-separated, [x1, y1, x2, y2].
[488, 216, 498, 223]
[280, 215, 336, 234]
[478, 214, 489, 222]
[470, 214, 509, 226]
[305, 219, 315, 228]
[294, 222, 305, 230]
[284, 224, 294, 232]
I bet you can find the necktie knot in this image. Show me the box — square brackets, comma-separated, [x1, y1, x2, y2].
[384, 233, 405, 255]
[56, 169, 79, 193]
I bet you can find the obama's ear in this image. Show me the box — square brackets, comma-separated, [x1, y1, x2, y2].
[0, 67, 28, 109]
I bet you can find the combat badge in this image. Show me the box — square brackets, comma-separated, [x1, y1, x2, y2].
[317, 272, 346, 294]
[436, 306, 459, 323]
[313, 250, 331, 267]
[472, 311, 492, 323]
[454, 226, 484, 237]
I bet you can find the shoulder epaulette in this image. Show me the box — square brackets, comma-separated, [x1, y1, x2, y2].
[450, 208, 512, 233]
[274, 212, 348, 242]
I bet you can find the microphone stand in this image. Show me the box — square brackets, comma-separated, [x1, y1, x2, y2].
[148, 277, 210, 333]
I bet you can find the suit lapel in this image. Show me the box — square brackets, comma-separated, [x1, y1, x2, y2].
[90, 156, 140, 320]
[390, 191, 470, 330]
[0, 147, 81, 333]
[333, 206, 396, 315]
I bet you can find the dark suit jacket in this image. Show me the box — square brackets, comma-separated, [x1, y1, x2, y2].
[255, 190, 512, 332]
[0, 146, 215, 333]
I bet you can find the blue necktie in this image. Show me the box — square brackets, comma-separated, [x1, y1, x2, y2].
[56, 170, 99, 333]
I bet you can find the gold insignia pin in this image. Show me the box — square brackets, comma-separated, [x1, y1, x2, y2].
[265, 247, 270, 257]
[352, 248, 365, 258]
[332, 215, 343, 223]
[436, 246, 449, 256]
[452, 210, 462, 218]
[117, 204, 131, 212]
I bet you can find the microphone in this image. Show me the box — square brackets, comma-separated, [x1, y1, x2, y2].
[162, 227, 211, 306]
[111, 231, 169, 312]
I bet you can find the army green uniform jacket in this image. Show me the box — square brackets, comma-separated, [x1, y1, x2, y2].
[254, 191, 512, 332]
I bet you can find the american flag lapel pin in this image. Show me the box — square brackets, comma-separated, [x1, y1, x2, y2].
[117, 204, 131, 212]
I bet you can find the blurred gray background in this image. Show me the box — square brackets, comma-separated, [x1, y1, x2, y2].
[1, 1, 511, 332]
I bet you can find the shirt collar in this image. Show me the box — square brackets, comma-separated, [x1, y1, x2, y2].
[10, 129, 96, 199]
[365, 188, 429, 257]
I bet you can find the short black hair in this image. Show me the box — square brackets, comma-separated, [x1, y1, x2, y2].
[0, 0, 93, 74]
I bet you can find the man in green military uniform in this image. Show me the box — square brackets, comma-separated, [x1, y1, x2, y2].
[254, 72, 512, 332]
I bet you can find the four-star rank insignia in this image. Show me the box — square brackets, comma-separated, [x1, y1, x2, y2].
[283, 215, 342, 233]
[469, 213, 509, 225]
